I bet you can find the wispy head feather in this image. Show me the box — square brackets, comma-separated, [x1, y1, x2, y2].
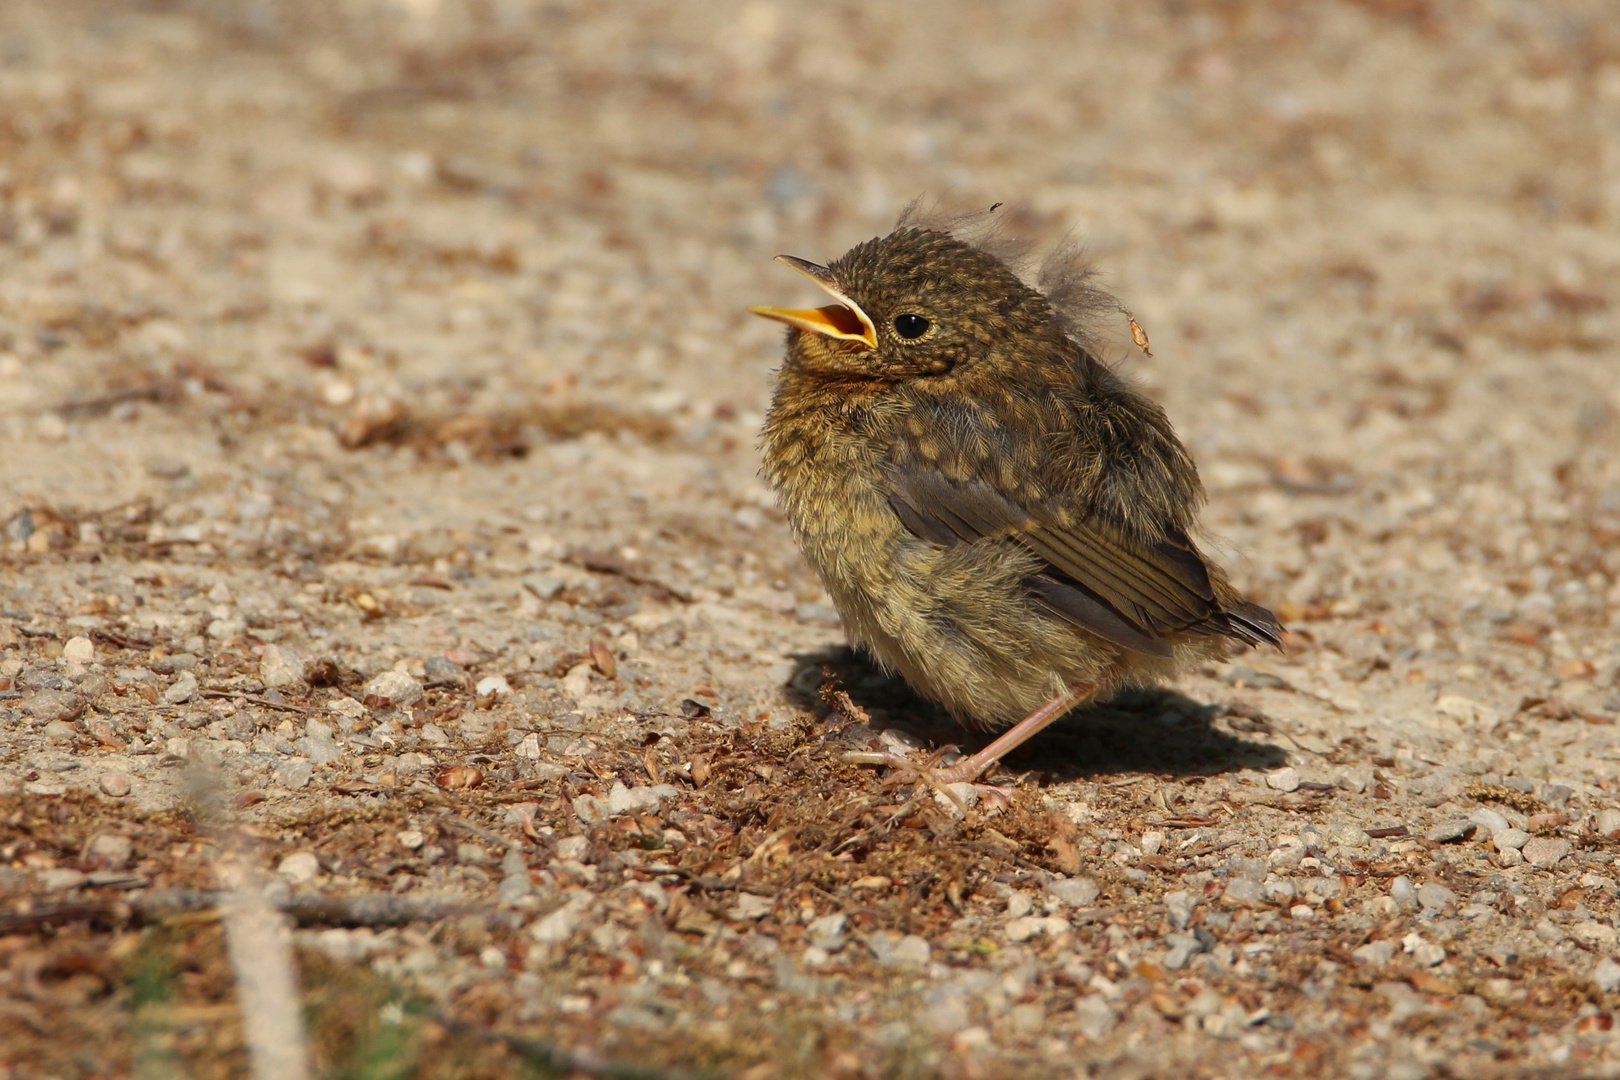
[894, 198, 1117, 353]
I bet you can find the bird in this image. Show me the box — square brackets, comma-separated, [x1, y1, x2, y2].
[749, 211, 1282, 790]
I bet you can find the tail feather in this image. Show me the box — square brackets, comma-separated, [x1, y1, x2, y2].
[1222, 600, 1285, 649]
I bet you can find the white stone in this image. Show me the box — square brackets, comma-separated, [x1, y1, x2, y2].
[1164, 890, 1197, 929]
[277, 851, 321, 884]
[1522, 837, 1572, 869]
[730, 893, 773, 920]
[1469, 807, 1512, 834]
[1595, 809, 1620, 839]
[61, 636, 94, 665]
[530, 895, 590, 944]
[891, 935, 931, 966]
[1352, 940, 1394, 966]
[1074, 995, 1118, 1040]
[259, 644, 306, 688]
[1265, 767, 1300, 792]
[362, 670, 423, 708]
[933, 782, 979, 815]
[163, 671, 198, 704]
[1493, 828, 1531, 851]
[604, 781, 680, 816]
[1593, 957, 1620, 994]
[1412, 943, 1446, 967]
[475, 675, 511, 698]
[1047, 877, 1101, 908]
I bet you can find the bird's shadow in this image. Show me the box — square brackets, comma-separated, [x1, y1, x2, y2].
[783, 647, 1287, 782]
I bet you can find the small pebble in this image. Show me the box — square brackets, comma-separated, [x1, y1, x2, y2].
[1047, 876, 1100, 908]
[37, 868, 86, 892]
[42, 719, 77, 741]
[98, 773, 131, 798]
[573, 794, 608, 825]
[278, 759, 313, 789]
[362, 670, 423, 708]
[1540, 784, 1572, 808]
[1006, 1003, 1046, 1034]
[1335, 771, 1368, 794]
[555, 836, 591, 861]
[1468, 807, 1511, 834]
[25, 689, 84, 723]
[1390, 876, 1419, 913]
[530, 899, 587, 944]
[1352, 940, 1394, 966]
[1223, 878, 1262, 905]
[1493, 828, 1531, 852]
[1074, 995, 1118, 1040]
[259, 645, 306, 688]
[1593, 957, 1620, 994]
[163, 671, 198, 705]
[475, 674, 511, 698]
[1522, 837, 1572, 869]
[424, 655, 465, 684]
[934, 782, 979, 815]
[151, 653, 197, 675]
[1596, 809, 1620, 839]
[1006, 891, 1034, 919]
[1266, 767, 1300, 792]
[87, 833, 133, 869]
[1426, 819, 1475, 843]
[277, 851, 321, 884]
[1164, 890, 1197, 929]
[1416, 882, 1457, 912]
[1412, 942, 1447, 967]
[1328, 823, 1370, 846]
[868, 930, 930, 967]
[729, 893, 773, 920]
[808, 913, 848, 952]
[60, 636, 94, 665]
[397, 829, 425, 849]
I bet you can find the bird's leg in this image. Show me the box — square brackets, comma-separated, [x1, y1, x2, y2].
[842, 678, 1104, 800]
[928, 681, 1093, 785]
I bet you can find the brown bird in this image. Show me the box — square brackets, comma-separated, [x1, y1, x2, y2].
[750, 214, 1281, 788]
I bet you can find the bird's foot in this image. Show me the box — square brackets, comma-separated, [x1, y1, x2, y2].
[840, 746, 1013, 816]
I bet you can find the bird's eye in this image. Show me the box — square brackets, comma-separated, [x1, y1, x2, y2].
[893, 313, 930, 339]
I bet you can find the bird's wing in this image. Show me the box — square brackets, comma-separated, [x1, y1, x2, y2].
[887, 461, 1279, 657]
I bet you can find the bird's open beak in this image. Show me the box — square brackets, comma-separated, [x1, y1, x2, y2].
[748, 255, 878, 350]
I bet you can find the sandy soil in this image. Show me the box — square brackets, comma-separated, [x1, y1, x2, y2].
[2, 2, 1620, 1077]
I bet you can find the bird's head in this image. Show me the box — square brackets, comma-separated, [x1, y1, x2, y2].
[750, 228, 1057, 382]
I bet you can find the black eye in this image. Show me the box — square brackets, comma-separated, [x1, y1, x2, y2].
[893, 313, 930, 340]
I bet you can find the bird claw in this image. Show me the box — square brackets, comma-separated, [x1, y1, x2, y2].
[839, 748, 1011, 816]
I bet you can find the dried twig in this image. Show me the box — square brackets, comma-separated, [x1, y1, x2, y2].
[0, 889, 498, 933]
[199, 690, 309, 714]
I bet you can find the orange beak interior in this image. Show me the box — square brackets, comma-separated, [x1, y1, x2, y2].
[749, 256, 877, 350]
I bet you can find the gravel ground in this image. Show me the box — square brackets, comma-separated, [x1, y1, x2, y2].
[3, 2, 1620, 1077]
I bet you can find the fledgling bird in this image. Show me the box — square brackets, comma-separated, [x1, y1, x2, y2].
[750, 213, 1281, 786]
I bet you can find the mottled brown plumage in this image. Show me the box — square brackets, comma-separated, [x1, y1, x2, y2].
[751, 217, 1280, 784]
